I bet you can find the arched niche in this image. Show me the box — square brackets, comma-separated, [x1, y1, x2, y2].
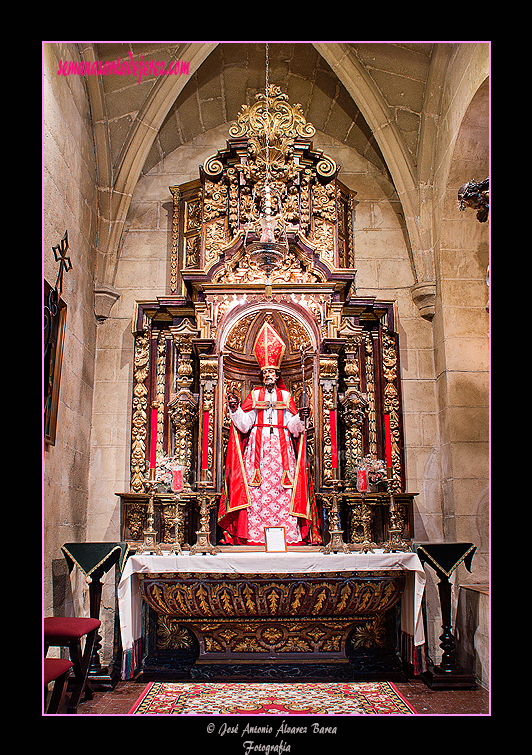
[215, 301, 321, 493]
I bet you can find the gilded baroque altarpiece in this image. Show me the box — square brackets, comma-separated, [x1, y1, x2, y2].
[123, 87, 411, 551]
[116, 87, 419, 673]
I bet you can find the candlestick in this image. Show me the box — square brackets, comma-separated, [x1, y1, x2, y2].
[384, 411, 392, 469]
[190, 482, 219, 555]
[137, 467, 162, 555]
[320, 479, 350, 554]
[383, 467, 409, 553]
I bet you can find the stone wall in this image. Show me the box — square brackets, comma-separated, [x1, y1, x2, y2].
[43, 43, 99, 618]
[427, 48, 489, 684]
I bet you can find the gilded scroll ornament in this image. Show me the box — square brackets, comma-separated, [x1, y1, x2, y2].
[313, 182, 337, 223]
[316, 155, 337, 179]
[204, 218, 227, 268]
[169, 186, 180, 294]
[228, 85, 316, 141]
[185, 198, 202, 231]
[278, 311, 312, 353]
[350, 614, 386, 649]
[382, 329, 401, 488]
[130, 331, 150, 493]
[225, 313, 258, 353]
[140, 572, 405, 618]
[185, 235, 199, 268]
[203, 180, 227, 222]
[202, 155, 224, 179]
[213, 248, 323, 285]
[125, 503, 145, 541]
[226, 167, 239, 236]
[311, 218, 336, 267]
[157, 616, 195, 650]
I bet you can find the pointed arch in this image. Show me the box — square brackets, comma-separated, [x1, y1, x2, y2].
[91, 43, 218, 293]
[312, 43, 425, 284]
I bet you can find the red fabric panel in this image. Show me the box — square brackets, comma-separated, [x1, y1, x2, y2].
[330, 409, 338, 469]
[201, 410, 209, 470]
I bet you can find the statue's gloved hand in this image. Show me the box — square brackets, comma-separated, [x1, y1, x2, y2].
[227, 392, 240, 412]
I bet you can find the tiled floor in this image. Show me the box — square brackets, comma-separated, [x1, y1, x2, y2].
[71, 676, 490, 716]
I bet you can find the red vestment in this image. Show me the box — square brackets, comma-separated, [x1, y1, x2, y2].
[218, 382, 322, 545]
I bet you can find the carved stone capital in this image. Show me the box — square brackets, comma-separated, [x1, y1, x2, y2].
[94, 283, 120, 321]
[411, 281, 436, 320]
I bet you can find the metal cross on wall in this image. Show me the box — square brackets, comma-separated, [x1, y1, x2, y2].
[44, 231, 72, 415]
[51, 231, 72, 297]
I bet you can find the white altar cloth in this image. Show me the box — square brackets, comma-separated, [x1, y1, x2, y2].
[117, 550, 426, 679]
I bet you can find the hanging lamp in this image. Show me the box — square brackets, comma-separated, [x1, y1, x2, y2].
[245, 43, 289, 277]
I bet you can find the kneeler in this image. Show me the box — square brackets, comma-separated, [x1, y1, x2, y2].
[44, 616, 101, 713]
[44, 658, 73, 714]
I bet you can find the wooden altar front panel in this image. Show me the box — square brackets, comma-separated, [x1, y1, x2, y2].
[139, 569, 406, 676]
[117, 551, 426, 680]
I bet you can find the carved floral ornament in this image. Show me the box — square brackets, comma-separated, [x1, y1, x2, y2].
[228, 86, 317, 141]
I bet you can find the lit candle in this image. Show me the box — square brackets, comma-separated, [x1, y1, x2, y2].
[384, 412, 392, 469]
[357, 469, 368, 492]
[171, 468, 182, 493]
[149, 404, 158, 469]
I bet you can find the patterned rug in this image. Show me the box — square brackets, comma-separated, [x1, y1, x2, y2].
[129, 681, 417, 715]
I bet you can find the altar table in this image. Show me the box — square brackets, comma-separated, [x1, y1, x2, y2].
[117, 550, 426, 679]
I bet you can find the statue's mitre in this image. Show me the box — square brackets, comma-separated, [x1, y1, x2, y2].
[253, 322, 286, 371]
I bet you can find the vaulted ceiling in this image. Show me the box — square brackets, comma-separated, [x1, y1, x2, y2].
[83, 41, 487, 297]
[93, 42, 434, 180]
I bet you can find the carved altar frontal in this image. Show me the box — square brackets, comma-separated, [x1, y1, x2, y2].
[139, 569, 406, 666]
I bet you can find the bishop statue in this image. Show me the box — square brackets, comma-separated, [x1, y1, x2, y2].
[218, 322, 322, 546]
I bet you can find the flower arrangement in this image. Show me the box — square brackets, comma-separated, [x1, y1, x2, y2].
[358, 456, 387, 486]
[147, 454, 183, 492]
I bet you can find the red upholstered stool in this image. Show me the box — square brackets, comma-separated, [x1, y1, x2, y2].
[44, 617, 101, 714]
[44, 658, 74, 714]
